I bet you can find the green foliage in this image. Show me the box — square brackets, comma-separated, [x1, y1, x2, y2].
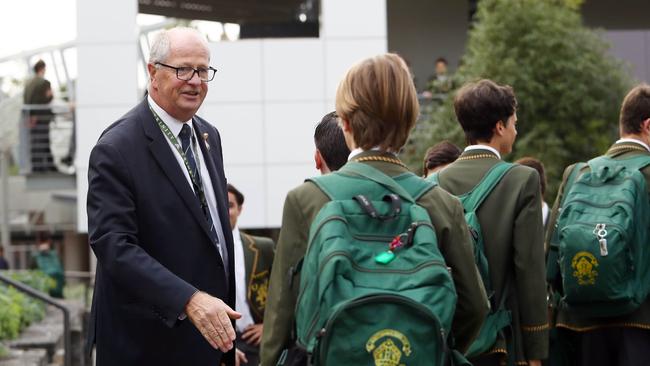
[404, 0, 632, 200]
[0, 290, 22, 340]
[0, 271, 52, 341]
[0, 342, 8, 358]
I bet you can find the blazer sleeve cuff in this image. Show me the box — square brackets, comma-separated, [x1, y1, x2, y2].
[522, 324, 549, 361]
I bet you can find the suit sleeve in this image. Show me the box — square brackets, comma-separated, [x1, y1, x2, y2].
[436, 195, 489, 352]
[259, 192, 306, 366]
[513, 171, 549, 360]
[88, 142, 197, 327]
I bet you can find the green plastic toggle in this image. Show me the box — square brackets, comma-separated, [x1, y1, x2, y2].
[375, 250, 396, 264]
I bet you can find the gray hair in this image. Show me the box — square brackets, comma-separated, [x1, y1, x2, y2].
[148, 27, 209, 64]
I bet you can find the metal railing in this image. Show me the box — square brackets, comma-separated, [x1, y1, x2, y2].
[0, 271, 71, 366]
[19, 103, 75, 175]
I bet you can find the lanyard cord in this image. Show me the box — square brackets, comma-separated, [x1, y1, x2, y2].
[148, 104, 208, 207]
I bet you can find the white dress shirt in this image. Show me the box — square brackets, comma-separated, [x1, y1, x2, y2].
[464, 144, 502, 159]
[233, 228, 255, 332]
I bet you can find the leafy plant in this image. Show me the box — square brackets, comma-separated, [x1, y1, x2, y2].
[404, 0, 632, 200]
[0, 271, 52, 341]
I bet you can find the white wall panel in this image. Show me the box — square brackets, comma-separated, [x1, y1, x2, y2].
[324, 39, 388, 99]
[262, 39, 324, 101]
[76, 167, 88, 232]
[322, 0, 387, 39]
[207, 40, 264, 103]
[223, 166, 267, 228]
[264, 102, 326, 164]
[265, 163, 319, 227]
[76, 44, 139, 106]
[200, 103, 265, 166]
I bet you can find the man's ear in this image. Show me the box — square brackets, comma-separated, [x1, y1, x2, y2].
[147, 63, 157, 84]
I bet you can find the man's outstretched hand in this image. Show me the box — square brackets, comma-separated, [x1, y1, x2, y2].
[185, 291, 242, 353]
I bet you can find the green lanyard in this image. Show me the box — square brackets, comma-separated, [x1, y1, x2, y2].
[148, 104, 208, 207]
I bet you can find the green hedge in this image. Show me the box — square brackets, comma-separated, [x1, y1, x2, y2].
[0, 271, 53, 343]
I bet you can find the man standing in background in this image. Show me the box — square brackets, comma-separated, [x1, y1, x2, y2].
[23, 59, 56, 172]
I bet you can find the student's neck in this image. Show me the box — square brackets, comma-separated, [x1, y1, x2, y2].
[475, 140, 506, 155]
[620, 133, 650, 147]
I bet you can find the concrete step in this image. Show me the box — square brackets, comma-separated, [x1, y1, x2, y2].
[0, 348, 48, 366]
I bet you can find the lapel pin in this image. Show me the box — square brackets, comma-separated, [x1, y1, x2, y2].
[202, 133, 210, 150]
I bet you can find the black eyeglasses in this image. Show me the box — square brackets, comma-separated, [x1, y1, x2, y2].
[155, 62, 217, 82]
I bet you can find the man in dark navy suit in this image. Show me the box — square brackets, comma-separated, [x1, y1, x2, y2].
[87, 27, 240, 366]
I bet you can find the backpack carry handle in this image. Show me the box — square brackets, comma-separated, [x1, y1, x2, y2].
[341, 162, 417, 203]
[354, 194, 403, 221]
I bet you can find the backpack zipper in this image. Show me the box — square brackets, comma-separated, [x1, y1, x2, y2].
[303, 256, 451, 343]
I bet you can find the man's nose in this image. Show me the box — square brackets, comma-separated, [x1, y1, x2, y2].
[187, 71, 202, 85]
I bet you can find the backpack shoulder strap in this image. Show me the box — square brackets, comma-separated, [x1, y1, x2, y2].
[461, 162, 514, 212]
[394, 172, 438, 201]
[426, 172, 440, 186]
[337, 162, 417, 203]
[549, 162, 586, 244]
[306, 172, 350, 201]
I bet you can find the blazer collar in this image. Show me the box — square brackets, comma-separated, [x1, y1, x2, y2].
[457, 148, 500, 160]
[607, 140, 650, 157]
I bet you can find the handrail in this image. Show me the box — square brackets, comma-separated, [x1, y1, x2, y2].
[0, 272, 71, 366]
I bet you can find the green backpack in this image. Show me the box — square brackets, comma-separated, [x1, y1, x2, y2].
[553, 155, 650, 317]
[295, 162, 462, 366]
[428, 161, 514, 358]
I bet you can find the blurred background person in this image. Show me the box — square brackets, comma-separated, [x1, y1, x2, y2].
[30, 238, 65, 298]
[314, 111, 350, 174]
[0, 247, 9, 270]
[228, 183, 275, 366]
[422, 140, 462, 177]
[23, 59, 56, 172]
[515, 157, 549, 227]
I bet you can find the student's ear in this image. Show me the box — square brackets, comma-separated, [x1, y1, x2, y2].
[315, 150, 323, 171]
[642, 118, 650, 134]
[493, 120, 505, 136]
[341, 119, 352, 133]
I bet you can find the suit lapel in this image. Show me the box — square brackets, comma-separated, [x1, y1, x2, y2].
[242, 233, 255, 288]
[139, 101, 216, 245]
[242, 233, 263, 320]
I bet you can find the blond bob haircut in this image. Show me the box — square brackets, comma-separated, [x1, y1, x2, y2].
[335, 53, 419, 151]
